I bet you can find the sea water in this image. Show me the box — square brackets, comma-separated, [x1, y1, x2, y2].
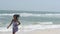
[0, 10, 60, 32]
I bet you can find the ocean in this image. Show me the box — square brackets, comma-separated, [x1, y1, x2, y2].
[0, 10, 60, 32]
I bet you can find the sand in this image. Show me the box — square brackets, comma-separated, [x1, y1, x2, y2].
[0, 28, 60, 34]
[25, 28, 60, 34]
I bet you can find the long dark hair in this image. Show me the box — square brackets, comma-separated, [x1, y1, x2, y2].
[13, 14, 20, 20]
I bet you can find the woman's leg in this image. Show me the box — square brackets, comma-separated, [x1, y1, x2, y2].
[13, 32, 15, 34]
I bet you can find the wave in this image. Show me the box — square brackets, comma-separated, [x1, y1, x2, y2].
[34, 22, 53, 25]
[0, 24, 60, 32]
[0, 14, 14, 16]
[20, 13, 60, 17]
[0, 13, 60, 17]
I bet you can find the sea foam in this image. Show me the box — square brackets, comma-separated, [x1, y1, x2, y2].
[0, 24, 60, 32]
[0, 13, 60, 17]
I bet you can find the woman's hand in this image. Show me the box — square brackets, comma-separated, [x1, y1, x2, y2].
[7, 26, 10, 29]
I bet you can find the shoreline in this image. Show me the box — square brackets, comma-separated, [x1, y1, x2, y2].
[0, 28, 60, 34]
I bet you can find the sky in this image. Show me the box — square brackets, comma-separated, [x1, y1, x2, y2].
[0, 0, 60, 11]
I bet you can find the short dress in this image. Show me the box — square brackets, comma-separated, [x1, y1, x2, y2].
[12, 21, 18, 32]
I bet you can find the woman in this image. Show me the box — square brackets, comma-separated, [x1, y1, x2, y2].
[7, 14, 21, 34]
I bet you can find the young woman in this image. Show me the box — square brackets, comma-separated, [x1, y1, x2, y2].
[7, 14, 21, 34]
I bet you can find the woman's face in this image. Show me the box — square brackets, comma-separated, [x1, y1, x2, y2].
[13, 16, 17, 20]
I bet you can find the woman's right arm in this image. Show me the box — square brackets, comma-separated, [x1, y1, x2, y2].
[7, 20, 13, 29]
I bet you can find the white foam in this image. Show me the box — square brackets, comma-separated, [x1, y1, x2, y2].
[0, 24, 60, 32]
[37, 22, 53, 24]
[20, 13, 45, 17]
[0, 13, 60, 17]
[0, 14, 14, 16]
[20, 13, 60, 17]
[0, 27, 12, 32]
[19, 24, 60, 32]
[18, 24, 60, 32]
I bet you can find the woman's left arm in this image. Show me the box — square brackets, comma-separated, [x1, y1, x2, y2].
[17, 20, 21, 25]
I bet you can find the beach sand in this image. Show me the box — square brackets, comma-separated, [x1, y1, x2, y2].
[0, 28, 60, 34]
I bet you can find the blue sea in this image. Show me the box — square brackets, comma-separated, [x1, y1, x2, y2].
[0, 10, 60, 32]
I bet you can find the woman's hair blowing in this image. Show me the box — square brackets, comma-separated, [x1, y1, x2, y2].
[13, 14, 20, 20]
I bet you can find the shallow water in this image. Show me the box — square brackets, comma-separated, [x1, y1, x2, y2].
[0, 10, 60, 32]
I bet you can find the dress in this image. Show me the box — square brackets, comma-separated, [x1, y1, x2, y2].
[12, 21, 18, 32]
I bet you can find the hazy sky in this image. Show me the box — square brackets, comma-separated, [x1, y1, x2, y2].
[0, 0, 60, 11]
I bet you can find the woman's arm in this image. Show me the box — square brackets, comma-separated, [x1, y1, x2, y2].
[17, 20, 21, 25]
[7, 20, 13, 29]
